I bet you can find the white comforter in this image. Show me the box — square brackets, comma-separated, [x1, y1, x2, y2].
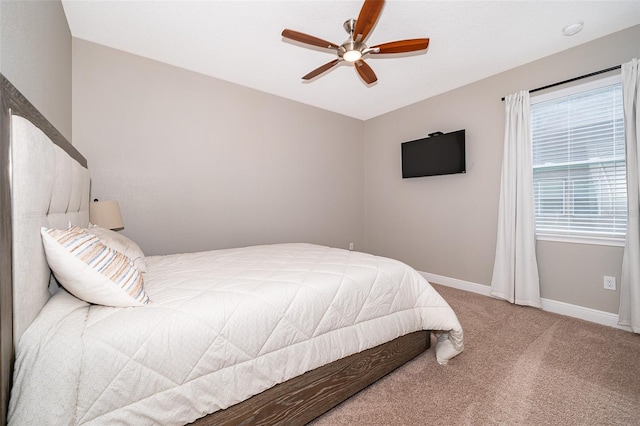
[9, 243, 463, 425]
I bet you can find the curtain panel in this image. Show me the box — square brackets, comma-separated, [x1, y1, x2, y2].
[491, 91, 541, 308]
[619, 58, 640, 333]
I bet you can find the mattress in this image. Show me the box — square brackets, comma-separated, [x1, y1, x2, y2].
[8, 243, 463, 425]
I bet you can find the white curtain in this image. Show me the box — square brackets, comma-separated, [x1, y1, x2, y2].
[619, 58, 640, 333]
[491, 90, 541, 308]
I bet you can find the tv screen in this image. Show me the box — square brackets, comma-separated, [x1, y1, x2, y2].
[401, 130, 466, 178]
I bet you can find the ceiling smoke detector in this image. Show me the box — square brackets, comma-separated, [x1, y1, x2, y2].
[563, 22, 584, 36]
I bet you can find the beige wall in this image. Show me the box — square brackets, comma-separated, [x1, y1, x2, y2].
[73, 25, 638, 313]
[363, 25, 639, 314]
[0, 0, 72, 140]
[72, 39, 364, 256]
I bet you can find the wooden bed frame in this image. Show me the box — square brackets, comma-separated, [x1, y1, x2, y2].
[0, 74, 431, 425]
[0, 74, 13, 426]
[192, 330, 429, 425]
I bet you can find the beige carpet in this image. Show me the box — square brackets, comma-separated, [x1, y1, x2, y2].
[311, 284, 640, 425]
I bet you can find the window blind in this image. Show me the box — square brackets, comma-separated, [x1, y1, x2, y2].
[531, 79, 626, 241]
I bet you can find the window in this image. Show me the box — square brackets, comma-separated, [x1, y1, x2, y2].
[531, 75, 626, 245]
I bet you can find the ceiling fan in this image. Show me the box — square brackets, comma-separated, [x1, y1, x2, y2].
[281, 0, 429, 85]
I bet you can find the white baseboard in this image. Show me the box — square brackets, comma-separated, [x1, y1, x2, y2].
[420, 272, 632, 332]
[421, 272, 492, 296]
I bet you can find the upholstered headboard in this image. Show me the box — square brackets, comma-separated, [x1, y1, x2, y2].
[11, 116, 90, 345]
[1, 74, 89, 424]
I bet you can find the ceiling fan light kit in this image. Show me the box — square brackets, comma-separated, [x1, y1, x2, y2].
[342, 48, 363, 62]
[281, 0, 430, 85]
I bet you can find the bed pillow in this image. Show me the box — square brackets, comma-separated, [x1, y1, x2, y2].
[41, 226, 149, 307]
[88, 224, 147, 272]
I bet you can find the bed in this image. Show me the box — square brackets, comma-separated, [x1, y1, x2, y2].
[0, 74, 464, 425]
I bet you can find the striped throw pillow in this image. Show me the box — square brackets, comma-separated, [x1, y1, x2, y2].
[88, 224, 147, 272]
[41, 226, 149, 306]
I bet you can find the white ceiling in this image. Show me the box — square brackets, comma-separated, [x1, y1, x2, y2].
[61, 0, 640, 120]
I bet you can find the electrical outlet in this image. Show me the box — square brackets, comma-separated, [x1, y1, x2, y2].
[604, 276, 616, 290]
[349, 242, 354, 251]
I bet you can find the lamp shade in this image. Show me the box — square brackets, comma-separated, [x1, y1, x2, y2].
[89, 200, 124, 230]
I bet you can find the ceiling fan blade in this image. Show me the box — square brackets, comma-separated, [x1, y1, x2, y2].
[353, 0, 384, 42]
[282, 29, 338, 49]
[355, 60, 377, 84]
[302, 59, 342, 80]
[371, 38, 430, 54]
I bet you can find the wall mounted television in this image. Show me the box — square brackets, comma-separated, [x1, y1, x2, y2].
[401, 129, 466, 178]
